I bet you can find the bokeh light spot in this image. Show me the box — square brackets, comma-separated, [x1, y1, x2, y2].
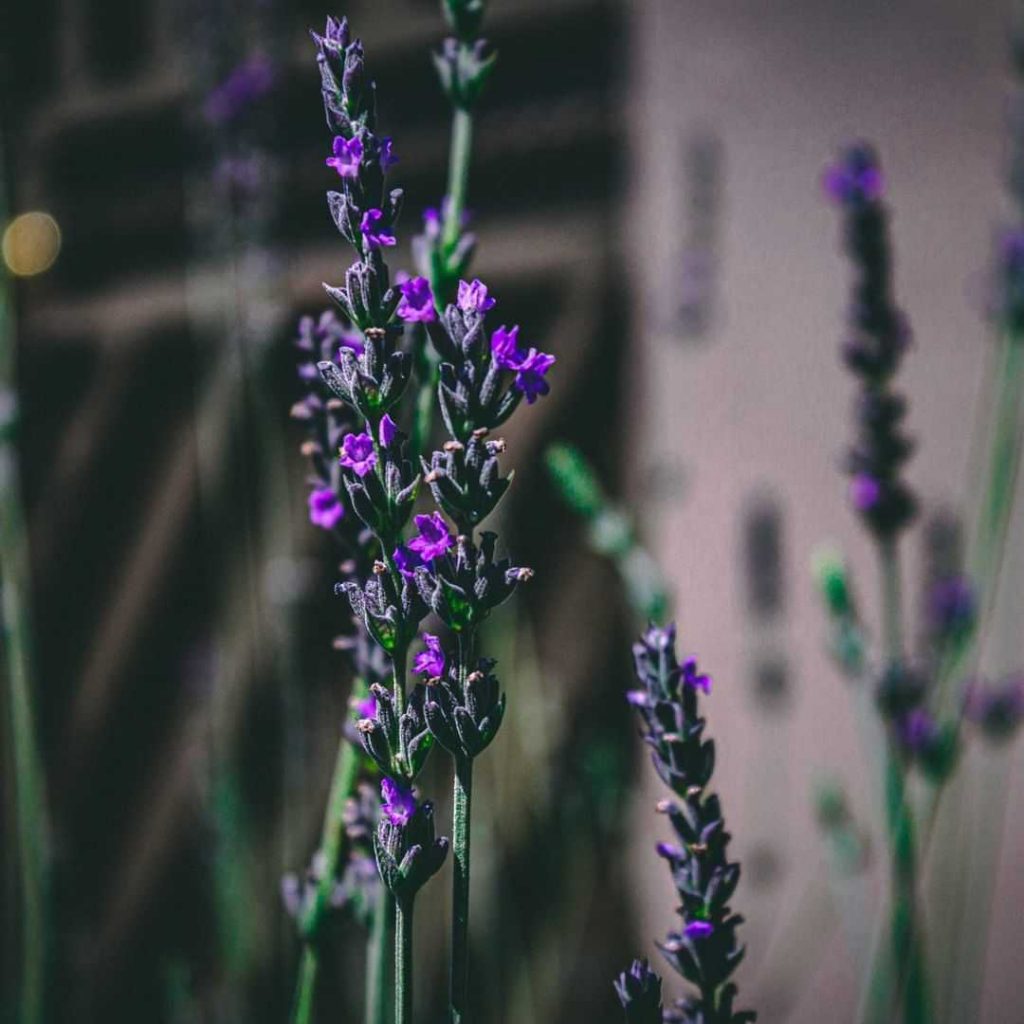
[2, 212, 61, 277]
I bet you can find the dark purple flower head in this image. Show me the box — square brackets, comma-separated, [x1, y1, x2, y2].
[928, 574, 976, 636]
[360, 208, 396, 249]
[326, 135, 363, 179]
[457, 278, 496, 314]
[681, 657, 712, 695]
[407, 512, 454, 562]
[393, 543, 425, 578]
[490, 324, 522, 370]
[339, 431, 377, 477]
[397, 276, 437, 323]
[379, 137, 398, 171]
[312, 15, 349, 54]
[413, 633, 446, 678]
[379, 414, 398, 448]
[823, 144, 885, 205]
[513, 348, 556, 404]
[964, 676, 1024, 740]
[308, 486, 344, 529]
[849, 473, 882, 512]
[683, 920, 715, 940]
[897, 707, 938, 752]
[380, 778, 417, 827]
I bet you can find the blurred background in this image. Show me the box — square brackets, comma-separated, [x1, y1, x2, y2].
[1, 0, 1022, 1022]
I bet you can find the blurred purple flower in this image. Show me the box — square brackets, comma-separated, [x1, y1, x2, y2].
[379, 136, 398, 170]
[203, 54, 276, 125]
[308, 486, 344, 529]
[850, 473, 882, 511]
[682, 656, 712, 695]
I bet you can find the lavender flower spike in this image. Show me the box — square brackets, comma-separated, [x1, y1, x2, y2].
[619, 624, 756, 1024]
[614, 959, 664, 1024]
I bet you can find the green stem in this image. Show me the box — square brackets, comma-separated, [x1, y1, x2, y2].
[395, 899, 414, 1024]
[290, 947, 319, 1024]
[366, 891, 395, 1024]
[1, 138, 48, 1024]
[291, 734, 361, 1024]
[872, 540, 929, 1024]
[450, 755, 473, 1024]
[441, 108, 474, 259]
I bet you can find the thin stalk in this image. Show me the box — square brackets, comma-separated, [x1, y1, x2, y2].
[869, 541, 929, 1024]
[290, 947, 319, 1024]
[1, 143, 48, 1024]
[441, 108, 474, 258]
[395, 900, 414, 1024]
[291, 736, 361, 1024]
[366, 891, 395, 1024]
[450, 755, 473, 1024]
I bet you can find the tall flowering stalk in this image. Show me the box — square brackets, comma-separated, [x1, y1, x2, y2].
[288, 11, 554, 1024]
[823, 143, 931, 1024]
[615, 625, 755, 1024]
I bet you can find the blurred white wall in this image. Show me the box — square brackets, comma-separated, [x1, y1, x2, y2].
[627, 0, 1024, 1019]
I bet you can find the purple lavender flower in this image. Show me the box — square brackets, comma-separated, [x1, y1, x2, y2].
[308, 486, 344, 529]
[683, 920, 715, 940]
[626, 689, 651, 708]
[326, 135, 363, 179]
[490, 324, 522, 369]
[360, 208, 396, 249]
[379, 413, 398, 447]
[457, 278, 496, 314]
[513, 348, 555, 404]
[681, 656, 712, 695]
[897, 707, 938, 752]
[397, 276, 437, 323]
[379, 136, 398, 170]
[928, 574, 976, 637]
[380, 777, 417, 827]
[352, 690, 378, 721]
[422, 206, 442, 241]
[823, 145, 885, 205]
[849, 472, 882, 512]
[413, 633, 446, 678]
[339, 431, 377, 477]
[407, 512, 454, 562]
[964, 675, 1024, 740]
[203, 54, 276, 125]
[393, 543, 425, 578]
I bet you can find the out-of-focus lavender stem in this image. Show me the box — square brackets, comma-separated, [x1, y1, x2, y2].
[0, 139, 48, 1024]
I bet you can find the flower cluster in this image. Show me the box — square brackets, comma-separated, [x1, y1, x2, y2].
[824, 143, 917, 540]
[618, 625, 755, 1024]
[281, 783, 381, 936]
[373, 779, 449, 907]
